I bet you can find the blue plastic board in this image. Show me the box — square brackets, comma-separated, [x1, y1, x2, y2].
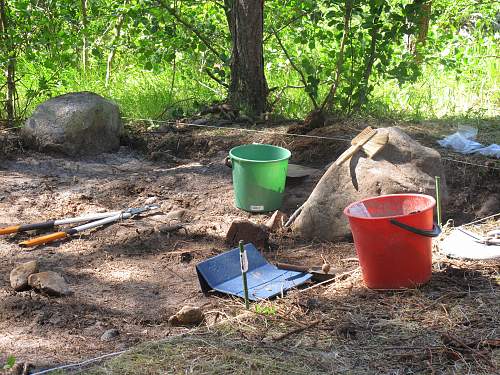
[196, 243, 312, 301]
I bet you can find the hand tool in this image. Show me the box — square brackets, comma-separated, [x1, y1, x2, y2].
[334, 126, 388, 166]
[0, 211, 122, 235]
[275, 262, 336, 282]
[19, 204, 160, 247]
[457, 227, 500, 246]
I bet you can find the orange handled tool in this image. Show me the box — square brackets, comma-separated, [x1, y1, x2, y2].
[19, 231, 70, 247]
[0, 225, 22, 235]
[0, 211, 122, 236]
[18, 204, 159, 247]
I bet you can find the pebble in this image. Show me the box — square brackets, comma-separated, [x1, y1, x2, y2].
[166, 209, 189, 221]
[144, 196, 158, 205]
[28, 271, 72, 297]
[10, 260, 39, 292]
[168, 306, 204, 326]
[100, 328, 120, 341]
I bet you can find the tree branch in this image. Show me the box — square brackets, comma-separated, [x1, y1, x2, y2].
[272, 26, 318, 109]
[264, 11, 307, 43]
[321, 0, 353, 111]
[204, 68, 228, 88]
[158, 0, 225, 62]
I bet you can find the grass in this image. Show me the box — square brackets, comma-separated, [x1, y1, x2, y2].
[54, 240, 500, 375]
[69, 332, 332, 375]
[12, 38, 499, 126]
[370, 57, 500, 121]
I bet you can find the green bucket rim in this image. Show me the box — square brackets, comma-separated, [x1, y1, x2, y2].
[229, 144, 291, 163]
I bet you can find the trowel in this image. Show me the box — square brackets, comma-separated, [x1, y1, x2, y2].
[275, 262, 336, 282]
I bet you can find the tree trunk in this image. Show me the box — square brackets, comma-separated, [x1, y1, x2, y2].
[105, 9, 126, 87]
[226, 0, 268, 117]
[81, 0, 88, 72]
[322, 0, 352, 112]
[5, 57, 15, 126]
[415, 0, 431, 64]
[0, 0, 15, 126]
[356, 2, 383, 109]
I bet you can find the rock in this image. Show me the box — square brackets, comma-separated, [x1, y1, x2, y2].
[165, 209, 189, 221]
[226, 219, 269, 249]
[10, 260, 39, 292]
[292, 127, 448, 241]
[168, 306, 203, 326]
[28, 271, 72, 297]
[265, 210, 288, 232]
[144, 196, 158, 205]
[179, 251, 193, 263]
[100, 328, 120, 341]
[22, 92, 122, 156]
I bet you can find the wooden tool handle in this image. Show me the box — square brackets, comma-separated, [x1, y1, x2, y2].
[0, 225, 21, 235]
[275, 262, 309, 273]
[334, 143, 363, 166]
[19, 232, 68, 247]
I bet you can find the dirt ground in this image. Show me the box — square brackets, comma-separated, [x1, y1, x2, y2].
[0, 120, 498, 373]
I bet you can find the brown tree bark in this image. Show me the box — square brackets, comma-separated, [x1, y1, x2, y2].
[407, 0, 432, 63]
[0, 0, 15, 126]
[105, 2, 128, 87]
[415, 0, 431, 64]
[226, 0, 268, 117]
[81, 0, 89, 72]
[356, 1, 383, 109]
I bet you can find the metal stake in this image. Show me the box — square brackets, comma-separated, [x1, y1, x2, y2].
[239, 240, 250, 309]
[435, 176, 442, 227]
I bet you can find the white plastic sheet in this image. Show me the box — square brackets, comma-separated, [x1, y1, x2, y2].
[437, 126, 500, 158]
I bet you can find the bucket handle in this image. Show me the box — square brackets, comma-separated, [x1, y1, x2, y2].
[389, 219, 441, 237]
[224, 156, 232, 168]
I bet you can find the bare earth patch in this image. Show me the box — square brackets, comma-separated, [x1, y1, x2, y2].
[0, 122, 498, 374]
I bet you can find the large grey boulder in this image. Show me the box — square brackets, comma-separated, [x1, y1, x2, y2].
[292, 127, 447, 241]
[22, 92, 122, 156]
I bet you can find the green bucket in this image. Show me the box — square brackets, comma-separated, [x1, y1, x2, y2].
[227, 144, 291, 212]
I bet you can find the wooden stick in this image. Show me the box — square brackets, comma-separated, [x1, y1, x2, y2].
[272, 319, 321, 342]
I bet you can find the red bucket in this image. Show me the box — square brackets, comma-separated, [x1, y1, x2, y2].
[344, 194, 440, 289]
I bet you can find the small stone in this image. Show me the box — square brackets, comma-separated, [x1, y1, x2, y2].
[144, 196, 158, 205]
[28, 271, 72, 297]
[10, 260, 39, 292]
[100, 328, 120, 341]
[168, 306, 203, 326]
[264, 210, 288, 232]
[166, 209, 189, 221]
[179, 252, 193, 263]
[226, 219, 269, 249]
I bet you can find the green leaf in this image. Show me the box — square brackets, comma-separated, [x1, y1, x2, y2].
[3, 355, 16, 369]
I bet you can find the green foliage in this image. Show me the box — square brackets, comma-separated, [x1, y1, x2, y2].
[1, 354, 16, 370]
[254, 304, 277, 316]
[0, 0, 498, 122]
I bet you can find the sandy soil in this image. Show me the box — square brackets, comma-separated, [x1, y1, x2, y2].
[0, 143, 329, 369]
[0, 121, 498, 372]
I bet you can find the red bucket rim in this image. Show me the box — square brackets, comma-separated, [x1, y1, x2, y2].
[343, 193, 436, 220]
